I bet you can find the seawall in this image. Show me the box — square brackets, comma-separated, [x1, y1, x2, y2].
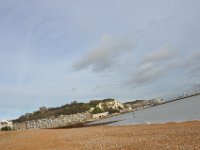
[13, 112, 91, 130]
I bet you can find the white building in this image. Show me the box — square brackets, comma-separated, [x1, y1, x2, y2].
[0, 120, 13, 130]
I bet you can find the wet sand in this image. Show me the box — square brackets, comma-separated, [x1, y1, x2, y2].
[0, 121, 199, 150]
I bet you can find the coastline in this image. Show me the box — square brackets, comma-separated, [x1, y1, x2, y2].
[0, 120, 199, 150]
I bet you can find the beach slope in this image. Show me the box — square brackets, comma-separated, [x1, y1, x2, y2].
[0, 121, 199, 150]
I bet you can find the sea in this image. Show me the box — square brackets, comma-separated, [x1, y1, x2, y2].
[89, 94, 200, 126]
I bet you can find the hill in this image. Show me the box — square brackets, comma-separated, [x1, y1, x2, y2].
[13, 98, 123, 123]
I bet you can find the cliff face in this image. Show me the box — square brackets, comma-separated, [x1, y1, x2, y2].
[89, 99, 124, 114]
[96, 99, 124, 110]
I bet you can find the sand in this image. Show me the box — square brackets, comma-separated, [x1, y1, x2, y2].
[0, 121, 199, 150]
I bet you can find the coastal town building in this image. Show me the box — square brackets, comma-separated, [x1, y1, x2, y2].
[124, 98, 164, 110]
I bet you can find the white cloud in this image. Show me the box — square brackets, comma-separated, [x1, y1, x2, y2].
[73, 35, 135, 72]
[71, 87, 77, 92]
[141, 44, 177, 63]
[93, 86, 100, 91]
[132, 63, 166, 84]
[183, 51, 200, 75]
[126, 45, 179, 87]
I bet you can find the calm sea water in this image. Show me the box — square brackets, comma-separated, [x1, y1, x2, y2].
[90, 95, 200, 126]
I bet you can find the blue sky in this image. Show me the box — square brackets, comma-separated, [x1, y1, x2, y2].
[0, 0, 200, 120]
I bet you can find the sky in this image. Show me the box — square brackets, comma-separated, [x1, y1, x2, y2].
[0, 0, 200, 120]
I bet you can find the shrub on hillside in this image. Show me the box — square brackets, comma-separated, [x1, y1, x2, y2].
[91, 107, 104, 114]
[1, 126, 12, 131]
[107, 108, 120, 114]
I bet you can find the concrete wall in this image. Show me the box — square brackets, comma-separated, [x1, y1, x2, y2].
[13, 112, 91, 130]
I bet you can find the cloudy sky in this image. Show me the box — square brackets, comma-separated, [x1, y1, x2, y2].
[0, 0, 200, 120]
